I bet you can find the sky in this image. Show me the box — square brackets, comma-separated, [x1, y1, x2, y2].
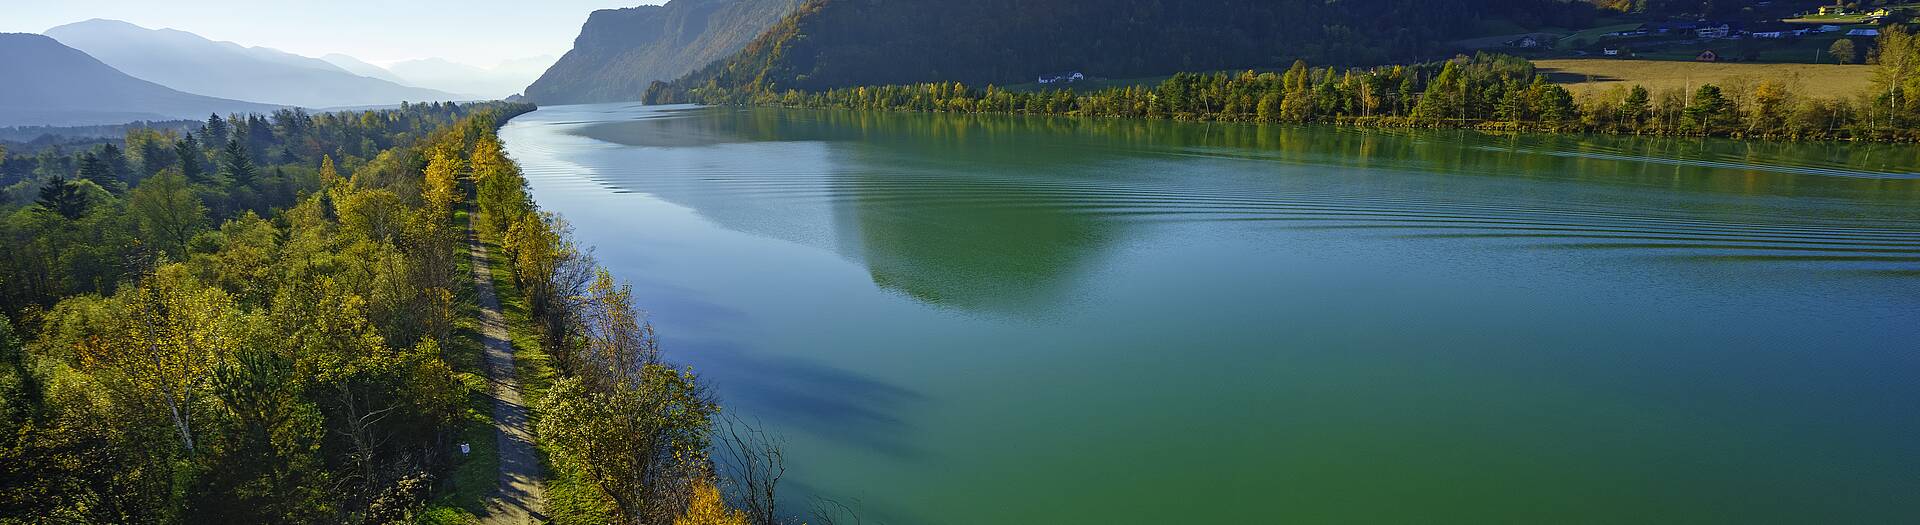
[1, 0, 656, 66]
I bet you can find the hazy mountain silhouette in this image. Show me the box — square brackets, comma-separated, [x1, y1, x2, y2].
[388, 56, 554, 100]
[525, 0, 796, 104]
[0, 33, 280, 127]
[45, 19, 464, 108]
[320, 53, 412, 85]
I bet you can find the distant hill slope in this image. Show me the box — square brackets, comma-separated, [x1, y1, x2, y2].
[0, 33, 281, 127]
[45, 19, 464, 108]
[525, 0, 797, 104]
[321, 53, 412, 85]
[651, 0, 1596, 99]
[390, 57, 555, 100]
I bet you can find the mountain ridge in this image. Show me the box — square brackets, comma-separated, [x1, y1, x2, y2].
[525, 0, 797, 104]
[0, 33, 282, 127]
[45, 19, 465, 108]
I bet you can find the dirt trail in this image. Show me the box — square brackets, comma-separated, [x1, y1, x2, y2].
[470, 228, 548, 524]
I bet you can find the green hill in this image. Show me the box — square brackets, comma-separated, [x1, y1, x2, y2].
[646, 0, 1599, 102]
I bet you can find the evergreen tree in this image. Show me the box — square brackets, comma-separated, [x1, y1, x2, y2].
[74, 151, 110, 186]
[1685, 84, 1732, 132]
[137, 136, 175, 178]
[1531, 78, 1577, 125]
[1618, 85, 1652, 127]
[205, 113, 231, 145]
[99, 143, 133, 186]
[221, 139, 256, 187]
[35, 176, 90, 220]
[178, 132, 207, 183]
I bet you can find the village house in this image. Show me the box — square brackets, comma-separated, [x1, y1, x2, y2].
[1037, 71, 1086, 85]
[1847, 28, 1881, 37]
[1696, 50, 1720, 62]
[1695, 23, 1732, 39]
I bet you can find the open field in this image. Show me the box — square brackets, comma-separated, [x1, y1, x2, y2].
[1534, 58, 1875, 99]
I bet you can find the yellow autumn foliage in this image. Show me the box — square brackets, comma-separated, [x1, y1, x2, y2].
[674, 481, 750, 525]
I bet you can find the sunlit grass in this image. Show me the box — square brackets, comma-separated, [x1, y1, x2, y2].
[475, 213, 617, 525]
[417, 209, 496, 524]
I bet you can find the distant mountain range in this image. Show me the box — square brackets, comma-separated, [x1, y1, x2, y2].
[320, 53, 412, 85]
[45, 19, 462, 108]
[389, 57, 555, 100]
[0, 33, 281, 127]
[318, 54, 556, 101]
[525, 0, 797, 104]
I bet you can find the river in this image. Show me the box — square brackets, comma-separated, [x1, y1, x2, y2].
[499, 103, 1920, 523]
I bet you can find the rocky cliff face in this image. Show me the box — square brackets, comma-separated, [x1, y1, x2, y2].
[525, 0, 795, 104]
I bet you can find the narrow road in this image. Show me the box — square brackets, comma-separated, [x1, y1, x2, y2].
[470, 227, 548, 524]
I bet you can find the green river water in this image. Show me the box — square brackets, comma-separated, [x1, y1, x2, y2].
[500, 104, 1920, 523]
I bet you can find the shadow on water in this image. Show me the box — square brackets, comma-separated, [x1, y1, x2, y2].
[673, 338, 928, 460]
[579, 107, 1136, 317]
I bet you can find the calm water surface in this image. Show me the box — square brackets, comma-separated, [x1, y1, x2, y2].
[500, 104, 1920, 523]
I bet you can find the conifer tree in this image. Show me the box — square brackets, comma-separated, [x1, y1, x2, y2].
[221, 139, 256, 187]
[205, 113, 231, 145]
[178, 132, 206, 183]
[35, 176, 90, 219]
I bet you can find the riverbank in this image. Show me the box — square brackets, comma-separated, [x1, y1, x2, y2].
[651, 50, 1920, 143]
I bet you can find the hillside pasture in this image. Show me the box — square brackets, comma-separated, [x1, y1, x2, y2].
[1534, 58, 1875, 99]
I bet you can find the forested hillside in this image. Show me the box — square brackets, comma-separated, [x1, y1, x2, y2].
[525, 0, 796, 104]
[646, 0, 1597, 101]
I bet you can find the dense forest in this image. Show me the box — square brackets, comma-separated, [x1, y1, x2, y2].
[658, 28, 1920, 142]
[647, 0, 1598, 96]
[0, 101, 786, 523]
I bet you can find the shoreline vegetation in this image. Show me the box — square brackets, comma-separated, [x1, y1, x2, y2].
[0, 101, 788, 524]
[647, 30, 1920, 143]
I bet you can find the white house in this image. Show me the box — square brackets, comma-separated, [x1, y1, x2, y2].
[1603, 48, 1621, 56]
[1695, 24, 1731, 39]
[1751, 31, 1784, 39]
[1847, 28, 1881, 37]
[1037, 72, 1086, 85]
[1818, 25, 1843, 32]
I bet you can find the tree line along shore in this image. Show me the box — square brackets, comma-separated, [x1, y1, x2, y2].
[648, 29, 1920, 143]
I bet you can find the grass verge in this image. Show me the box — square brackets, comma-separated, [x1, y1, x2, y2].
[417, 209, 498, 524]
[475, 216, 617, 525]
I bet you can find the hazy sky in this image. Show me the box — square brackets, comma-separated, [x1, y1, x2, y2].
[2, 0, 654, 66]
